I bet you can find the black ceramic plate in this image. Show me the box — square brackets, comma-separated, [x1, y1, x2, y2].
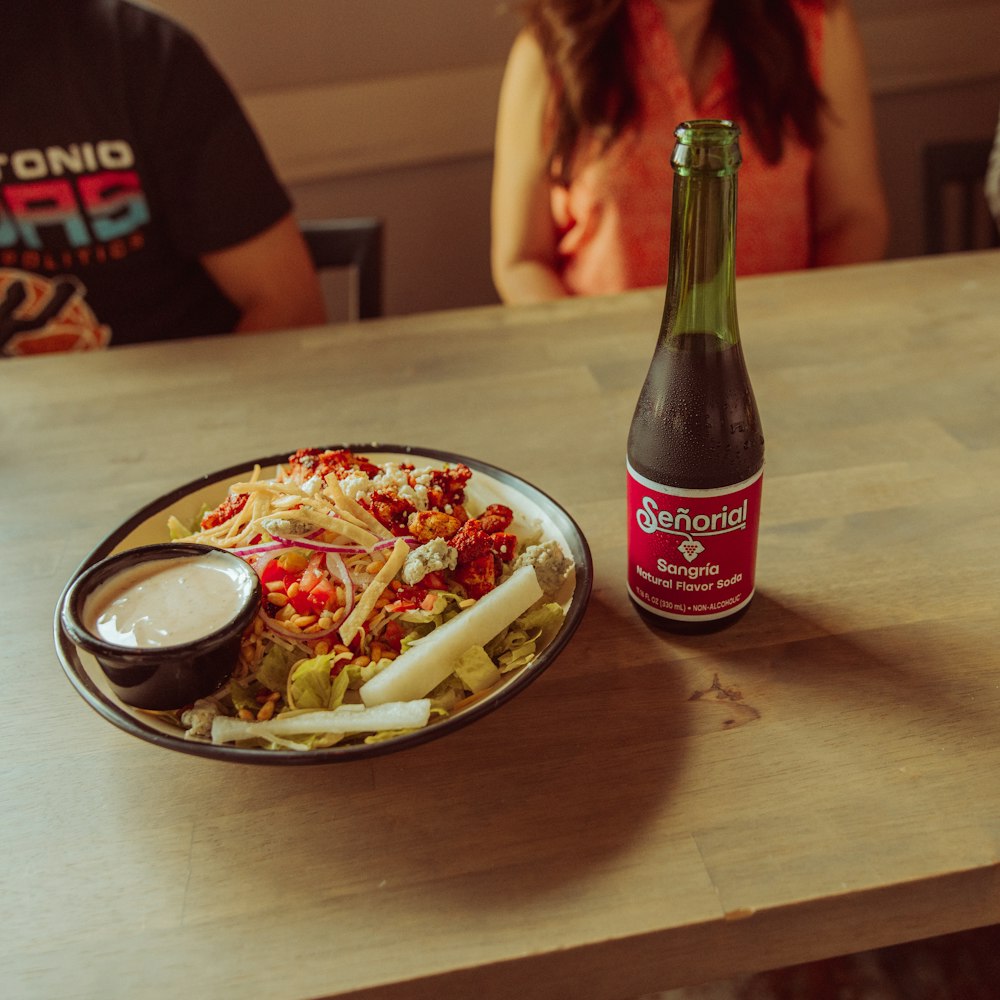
[55, 445, 593, 765]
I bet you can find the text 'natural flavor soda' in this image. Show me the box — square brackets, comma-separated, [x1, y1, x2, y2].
[626, 120, 764, 633]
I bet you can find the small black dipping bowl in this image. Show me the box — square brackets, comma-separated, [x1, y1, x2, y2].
[60, 543, 262, 711]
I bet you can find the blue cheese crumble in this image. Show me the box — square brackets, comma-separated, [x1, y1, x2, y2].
[513, 540, 573, 594]
[401, 537, 459, 585]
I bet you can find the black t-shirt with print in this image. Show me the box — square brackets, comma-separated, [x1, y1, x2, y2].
[0, 0, 292, 356]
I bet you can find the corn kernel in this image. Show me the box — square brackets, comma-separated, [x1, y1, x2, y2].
[278, 551, 309, 572]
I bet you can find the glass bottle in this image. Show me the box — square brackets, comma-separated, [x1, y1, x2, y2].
[626, 120, 764, 633]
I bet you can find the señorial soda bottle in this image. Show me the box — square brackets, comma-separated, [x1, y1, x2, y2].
[626, 120, 764, 633]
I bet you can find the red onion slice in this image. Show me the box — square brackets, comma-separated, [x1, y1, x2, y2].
[326, 552, 354, 619]
[231, 541, 287, 558]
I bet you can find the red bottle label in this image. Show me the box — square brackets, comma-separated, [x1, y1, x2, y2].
[626, 462, 763, 622]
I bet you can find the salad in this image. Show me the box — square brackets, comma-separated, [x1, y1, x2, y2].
[168, 448, 574, 751]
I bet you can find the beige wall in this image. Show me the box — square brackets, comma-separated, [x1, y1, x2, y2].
[152, 0, 1000, 318]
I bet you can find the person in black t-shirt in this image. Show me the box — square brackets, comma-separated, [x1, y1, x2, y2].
[0, 0, 325, 356]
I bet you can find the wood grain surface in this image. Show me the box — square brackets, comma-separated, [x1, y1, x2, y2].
[3, 251, 998, 1000]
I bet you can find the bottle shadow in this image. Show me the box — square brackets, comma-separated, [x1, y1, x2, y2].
[715, 588, 997, 734]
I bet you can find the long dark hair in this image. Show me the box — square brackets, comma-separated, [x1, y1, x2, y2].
[521, 0, 827, 183]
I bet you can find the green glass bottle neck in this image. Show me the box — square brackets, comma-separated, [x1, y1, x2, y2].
[661, 161, 740, 347]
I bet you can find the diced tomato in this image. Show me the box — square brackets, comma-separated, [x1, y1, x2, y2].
[260, 558, 287, 589]
[385, 580, 435, 612]
[306, 576, 337, 613]
[288, 590, 313, 615]
[382, 620, 404, 652]
[384, 598, 418, 614]
[259, 549, 339, 616]
[421, 571, 448, 591]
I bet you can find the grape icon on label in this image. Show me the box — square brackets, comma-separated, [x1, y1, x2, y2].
[677, 538, 705, 563]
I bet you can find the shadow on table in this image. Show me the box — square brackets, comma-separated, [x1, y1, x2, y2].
[166, 589, 710, 903]
[368, 588, 700, 893]
[112, 585, 997, 926]
[723, 588, 1000, 740]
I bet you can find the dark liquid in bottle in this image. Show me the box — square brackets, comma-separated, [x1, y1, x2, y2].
[628, 333, 763, 487]
[627, 333, 764, 633]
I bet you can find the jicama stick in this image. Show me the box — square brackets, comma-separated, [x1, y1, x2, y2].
[359, 564, 543, 707]
[210, 699, 432, 744]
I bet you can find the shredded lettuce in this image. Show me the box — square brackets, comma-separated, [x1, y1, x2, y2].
[167, 503, 215, 540]
[255, 643, 302, 694]
[220, 592, 566, 747]
[485, 601, 565, 673]
[454, 646, 501, 693]
[167, 514, 193, 540]
[396, 592, 468, 647]
[228, 679, 259, 714]
[516, 602, 565, 634]
[425, 674, 467, 711]
[287, 651, 352, 710]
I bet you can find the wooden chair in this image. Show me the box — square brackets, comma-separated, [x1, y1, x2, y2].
[300, 217, 384, 320]
[923, 139, 1000, 255]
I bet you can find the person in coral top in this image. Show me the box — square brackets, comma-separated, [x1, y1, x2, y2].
[491, 0, 889, 303]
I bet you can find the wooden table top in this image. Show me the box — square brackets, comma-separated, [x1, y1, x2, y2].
[4, 250, 999, 1000]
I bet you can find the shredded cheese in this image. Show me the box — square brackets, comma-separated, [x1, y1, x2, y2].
[324, 476, 394, 540]
[338, 538, 410, 646]
[269, 507, 379, 549]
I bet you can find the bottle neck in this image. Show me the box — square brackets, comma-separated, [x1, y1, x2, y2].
[661, 152, 740, 347]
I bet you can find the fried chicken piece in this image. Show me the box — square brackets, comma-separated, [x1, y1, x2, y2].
[478, 503, 513, 533]
[364, 488, 417, 535]
[453, 553, 497, 599]
[201, 492, 248, 530]
[448, 518, 494, 565]
[286, 448, 380, 481]
[407, 509, 462, 542]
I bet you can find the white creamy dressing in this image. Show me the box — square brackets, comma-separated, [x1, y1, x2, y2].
[83, 552, 254, 649]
